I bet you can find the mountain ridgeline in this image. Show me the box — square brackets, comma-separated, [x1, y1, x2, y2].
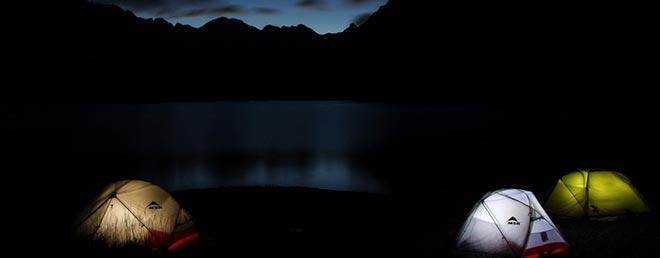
[30, 0, 659, 102]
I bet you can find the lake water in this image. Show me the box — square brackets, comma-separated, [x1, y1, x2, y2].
[16, 101, 485, 194]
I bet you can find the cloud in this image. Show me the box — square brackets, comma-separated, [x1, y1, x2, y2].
[97, 0, 167, 12]
[252, 7, 279, 15]
[98, 0, 225, 14]
[99, 0, 280, 18]
[344, 0, 378, 6]
[168, 5, 245, 18]
[210, 5, 244, 14]
[351, 13, 371, 26]
[295, 0, 326, 10]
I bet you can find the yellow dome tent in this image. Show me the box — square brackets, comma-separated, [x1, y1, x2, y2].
[544, 169, 651, 220]
[76, 180, 199, 250]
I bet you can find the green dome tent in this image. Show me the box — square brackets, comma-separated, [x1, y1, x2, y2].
[76, 180, 199, 250]
[544, 169, 651, 220]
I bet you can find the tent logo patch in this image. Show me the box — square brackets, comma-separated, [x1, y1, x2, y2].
[507, 216, 520, 225]
[147, 201, 162, 210]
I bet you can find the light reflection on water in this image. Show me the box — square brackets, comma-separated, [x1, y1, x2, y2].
[46, 101, 485, 193]
[137, 153, 385, 193]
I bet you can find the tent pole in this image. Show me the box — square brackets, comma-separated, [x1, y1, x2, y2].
[90, 197, 113, 244]
[483, 201, 517, 257]
[77, 196, 111, 227]
[521, 190, 534, 256]
[115, 196, 163, 248]
[584, 169, 590, 219]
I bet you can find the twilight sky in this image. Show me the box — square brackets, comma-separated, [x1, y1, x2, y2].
[96, 0, 388, 34]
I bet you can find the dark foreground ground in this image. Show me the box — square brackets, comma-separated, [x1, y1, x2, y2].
[51, 186, 659, 258]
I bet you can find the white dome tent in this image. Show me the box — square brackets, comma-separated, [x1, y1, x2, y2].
[456, 189, 569, 258]
[76, 180, 199, 251]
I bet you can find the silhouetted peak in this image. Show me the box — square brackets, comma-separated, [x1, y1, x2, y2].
[356, 0, 418, 32]
[343, 23, 359, 33]
[293, 24, 317, 34]
[87, 1, 138, 19]
[262, 24, 318, 36]
[283, 24, 317, 35]
[262, 25, 280, 32]
[174, 23, 194, 30]
[200, 17, 259, 33]
[152, 18, 172, 27]
[139, 17, 174, 31]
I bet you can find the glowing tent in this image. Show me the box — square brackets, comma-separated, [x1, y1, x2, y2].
[169, 208, 199, 251]
[77, 180, 199, 250]
[456, 189, 569, 258]
[544, 169, 651, 220]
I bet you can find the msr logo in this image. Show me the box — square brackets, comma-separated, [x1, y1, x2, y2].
[147, 201, 162, 210]
[507, 216, 520, 225]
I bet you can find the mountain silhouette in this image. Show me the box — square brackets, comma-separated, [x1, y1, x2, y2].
[17, 0, 659, 103]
